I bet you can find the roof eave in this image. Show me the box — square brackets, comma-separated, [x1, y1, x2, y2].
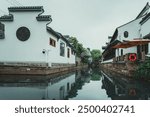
[140, 13, 150, 25]
[47, 27, 60, 39]
[136, 2, 150, 19]
[36, 15, 52, 21]
[8, 6, 43, 12]
[0, 15, 13, 22]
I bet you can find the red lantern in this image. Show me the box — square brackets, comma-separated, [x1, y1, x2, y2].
[129, 53, 137, 62]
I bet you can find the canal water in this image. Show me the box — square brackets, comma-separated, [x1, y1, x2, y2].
[0, 69, 150, 100]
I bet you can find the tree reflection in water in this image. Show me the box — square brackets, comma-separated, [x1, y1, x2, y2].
[101, 71, 150, 100]
[0, 69, 149, 100]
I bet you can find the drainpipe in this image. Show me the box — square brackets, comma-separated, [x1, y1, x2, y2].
[39, 8, 52, 67]
[42, 49, 51, 67]
[46, 17, 52, 27]
[38, 8, 44, 16]
[38, 8, 53, 27]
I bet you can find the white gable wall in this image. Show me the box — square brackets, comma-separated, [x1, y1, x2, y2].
[117, 18, 142, 41]
[141, 19, 150, 37]
[0, 11, 75, 66]
[115, 18, 142, 57]
[0, 12, 49, 64]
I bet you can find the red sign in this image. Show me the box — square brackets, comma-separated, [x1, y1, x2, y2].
[129, 53, 137, 62]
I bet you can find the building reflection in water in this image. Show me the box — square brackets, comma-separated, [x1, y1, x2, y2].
[0, 69, 149, 100]
[0, 72, 77, 100]
[101, 71, 150, 100]
[0, 69, 93, 100]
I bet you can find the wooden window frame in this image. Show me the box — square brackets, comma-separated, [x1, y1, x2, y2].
[50, 38, 56, 47]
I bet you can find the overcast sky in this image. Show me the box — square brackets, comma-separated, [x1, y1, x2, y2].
[0, 0, 149, 51]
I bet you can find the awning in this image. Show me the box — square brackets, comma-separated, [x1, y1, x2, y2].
[112, 38, 150, 48]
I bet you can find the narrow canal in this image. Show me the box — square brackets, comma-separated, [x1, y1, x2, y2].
[0, 69, 150, 100]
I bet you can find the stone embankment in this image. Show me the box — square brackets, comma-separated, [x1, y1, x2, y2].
[100, 62, 139, 78]
[0, 65, 87, 75]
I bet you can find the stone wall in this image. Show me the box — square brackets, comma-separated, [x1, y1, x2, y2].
[100, 62, 139, 77]
[0, 64, 87, 75]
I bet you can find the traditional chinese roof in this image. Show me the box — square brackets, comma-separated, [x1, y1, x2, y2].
[102, 40, 120, 55]
[55, 31, 74, 49]
[136, 2, 150, 19]
[47, 26, 75, 50]
[8, 6, 43, 12]
[140, 13, 150, 25]
[47, 27, 60, 39]
[0, 6, 52, 22]
[0, 15, 13, 21]
[36, 15, 52, 21]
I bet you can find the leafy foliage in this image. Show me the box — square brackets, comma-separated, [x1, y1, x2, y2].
[135, 58, 150, 79]
[91, 49, 101, 61]
[68, 37, 102, 64]
[68, 37, 84, 57]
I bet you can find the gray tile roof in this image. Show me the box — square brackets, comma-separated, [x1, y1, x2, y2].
[8, 6, 43, 12]
[0, 15, 13, 21]
[36, 15, 52, 21]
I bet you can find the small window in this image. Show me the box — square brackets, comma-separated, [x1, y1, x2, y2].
[124, 31, 128, 38]
[60, 42, 65, 57]
[0, 22, 5, 39]
[50, 38, 56, 47]
[67, 48, 70, 58]
[121, 49, 123, 56]
[71, 49, 74, 55]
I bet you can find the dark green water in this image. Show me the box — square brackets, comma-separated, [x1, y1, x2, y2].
[0, 69, 150, 100]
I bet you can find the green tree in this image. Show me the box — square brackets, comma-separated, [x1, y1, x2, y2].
[135, 58, 150, 79]
[68, 37, 78, 49]
[68, 36, 85, 57]
[91, 49, 101, 61]
[68, 36, 93, 64]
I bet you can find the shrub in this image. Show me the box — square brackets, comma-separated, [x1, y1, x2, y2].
[135, 58, 150, 79]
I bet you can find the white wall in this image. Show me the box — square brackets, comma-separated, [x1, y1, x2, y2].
[123, 47, 137, 55]
[141, 19, 150, 38]
[115, 18, 142, 57]
[0, 12, 48, 63]
[45, 32, 75, 66]
[115, 47, 137, 57]
[0, 11, 75, 66]
[117, 18, 142, 41]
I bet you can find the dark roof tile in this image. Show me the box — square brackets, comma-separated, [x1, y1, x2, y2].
[47, 27, 74, 49]
[36, 15, 52, 21]
[47, 27, 60, 39]
[0, 15, 13, 21]
[140, 13, 150, 25]
[8, 6, 43, 12]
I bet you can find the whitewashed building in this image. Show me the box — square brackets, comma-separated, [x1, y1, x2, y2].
[0, 6, 75, 67]
[102, 3, 150, 63]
